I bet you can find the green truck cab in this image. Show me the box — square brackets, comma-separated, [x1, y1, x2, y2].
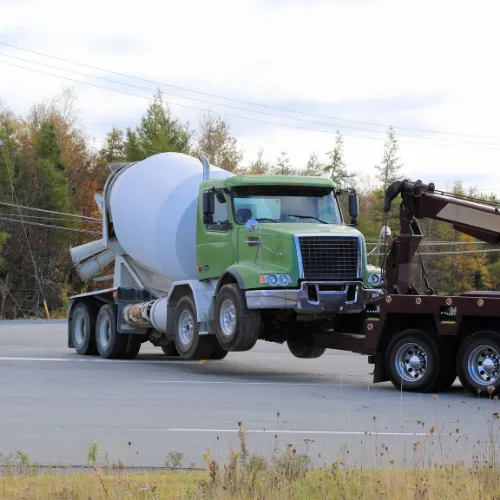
[197, 174, 383, 356]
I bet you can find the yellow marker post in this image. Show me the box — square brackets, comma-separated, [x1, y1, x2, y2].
[43, 300, 51, 320]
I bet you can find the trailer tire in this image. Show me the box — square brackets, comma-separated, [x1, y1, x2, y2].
[174, 296, 216, 360]
[161, 341, 180, 357]
[210, 342, 229, 360]
[386, 329, 441, 393]
[69, 302, 98, 355]
[95, 304, 127, 359]
[214, 284, 260, 352]
[122, 335, 142, 359]
[457, 331, 500, 397]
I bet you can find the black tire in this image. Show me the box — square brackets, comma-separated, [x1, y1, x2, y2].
[174, 296, 216, 360]
[161, 341, 180, 357]
[432, 337, 457, 392]
[457, 331, 500, 397]
[69, 302, 98, 355]
[386, 329, 442, 393]
[122, 335, 142, 360]
[95, 304, 127, 359]
[214, 284, 260, 352]
[287, 338, 326, 359]
[210, 342, 229, 360]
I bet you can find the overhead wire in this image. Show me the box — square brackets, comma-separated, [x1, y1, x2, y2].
[0, 200, 101, 220]
[0, 216, 101, 234]
[2, 51, 500, 148]
[4, 58, 500, 152]
[2, 41, 500, 141]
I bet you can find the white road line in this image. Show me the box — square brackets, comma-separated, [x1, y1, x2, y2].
[124, 428, 464, 437]
[0, 357, 201, 365]
[147, 380, 337, 387]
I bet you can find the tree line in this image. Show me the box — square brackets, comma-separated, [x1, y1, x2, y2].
[0, 88, 498, 318]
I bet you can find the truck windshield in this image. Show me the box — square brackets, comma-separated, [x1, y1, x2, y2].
[232, 186, 342, 225]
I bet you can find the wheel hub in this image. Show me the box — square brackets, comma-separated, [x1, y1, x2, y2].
[74, 312, 86, 346]
[178, 310, 194, 346]
[99, 316, 111, 349]
[395, 343, 428, 382]
[468, 345, 500, 385]
[220, 299, 237, 337]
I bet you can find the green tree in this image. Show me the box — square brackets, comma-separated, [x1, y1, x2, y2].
[100, 127, 125, 163]
[272, 151, 295, 175]
[324, 131, 354, 187]
[245, 148, 270, 175]
[195, 112, 243, 172]
[304, 152, 324, 176]
[375, 127, 403, 187]
[124, 128, 143, 161]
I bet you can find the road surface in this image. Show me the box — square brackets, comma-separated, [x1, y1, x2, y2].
[0, 321, 498, 470]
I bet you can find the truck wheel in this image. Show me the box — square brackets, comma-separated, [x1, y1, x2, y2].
[161, 341, 180, 357]
[210, 342, 229, 360]
[174, 296, 216, 360]
[122, 335, 142, 360]
[386, 329, 441, 393]
[69, 302, 97, 355]
[95, 304, 127, 359]
[214, 284, 260, 352]
[287, 339, 326, 359]
[457, 331, 500, 397]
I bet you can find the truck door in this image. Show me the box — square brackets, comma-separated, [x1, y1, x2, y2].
[197, 192, 234, 280]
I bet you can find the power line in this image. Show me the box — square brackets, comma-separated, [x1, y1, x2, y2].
[4, 58, 500, 153]
[0, 200, 101, 220]
[2, 41, 499, 142]
[0, 211, 100, 224]
[0, 215, 101, 234]
[2, 51, 499, 148]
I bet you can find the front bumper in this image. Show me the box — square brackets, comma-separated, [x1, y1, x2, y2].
[245, 281, 383, 313]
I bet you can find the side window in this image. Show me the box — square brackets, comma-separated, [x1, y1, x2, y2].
[207, 196, 229, 232]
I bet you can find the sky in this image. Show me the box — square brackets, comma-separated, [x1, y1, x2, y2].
[1, 0, 500, 194]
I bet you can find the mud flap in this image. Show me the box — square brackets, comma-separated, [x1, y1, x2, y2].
[373, 351, 388, 383]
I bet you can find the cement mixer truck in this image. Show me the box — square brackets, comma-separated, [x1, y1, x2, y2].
[67, 152, 382, 361]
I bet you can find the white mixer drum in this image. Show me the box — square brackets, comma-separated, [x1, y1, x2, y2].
[108, 153, 233, 282]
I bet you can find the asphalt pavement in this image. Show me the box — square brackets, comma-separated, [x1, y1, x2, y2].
[0, 322, 498, 469]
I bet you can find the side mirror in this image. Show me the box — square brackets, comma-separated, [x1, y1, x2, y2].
[202, 191, 215, 224]
[348, 192, 358, 225]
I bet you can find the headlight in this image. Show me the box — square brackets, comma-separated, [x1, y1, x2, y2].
[260, 274, 291, 286]
[370, 274, 381, 285]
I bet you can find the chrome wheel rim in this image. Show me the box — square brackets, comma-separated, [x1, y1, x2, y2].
[468, 344, 500, 386]
[74, 312, 86, 346]
[178, 310, 194, 347]
[395, 342, 428, 382]
[99, 316, 111, 349]
[220, 299, 237, 337]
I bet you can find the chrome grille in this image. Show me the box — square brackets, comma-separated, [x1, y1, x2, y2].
[297, 236, 360, 280]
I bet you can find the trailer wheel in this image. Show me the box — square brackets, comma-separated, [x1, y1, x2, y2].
[95, 304, 127, 359]
[457, 331, 500, 397]
[210, 342, 229, 360]
[69, 302, 98, 355]
[174, 296, 216, 360]
[161, 341, 180, 357]
[214, 284, 260, 352]
[386, 329, 441, 392]
[122, 335, 142, 360]
[287, 339, 326, 359]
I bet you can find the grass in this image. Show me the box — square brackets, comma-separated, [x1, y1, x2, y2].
[1, 404, 499, 499]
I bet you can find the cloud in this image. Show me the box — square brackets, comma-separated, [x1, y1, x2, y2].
[0, 0, 499, 194]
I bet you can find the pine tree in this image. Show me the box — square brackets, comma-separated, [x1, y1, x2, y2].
[245, 149, 270, 175]
[304, 152, 324, 176]
[324, 131, 353, 187]
[375, 127, 403, 187]
[100, 127, 125, 163]
[272, 151, 295, 175]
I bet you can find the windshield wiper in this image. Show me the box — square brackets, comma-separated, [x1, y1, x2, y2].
[286, 214, 327, 224]
[255, 217, 278, 223]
